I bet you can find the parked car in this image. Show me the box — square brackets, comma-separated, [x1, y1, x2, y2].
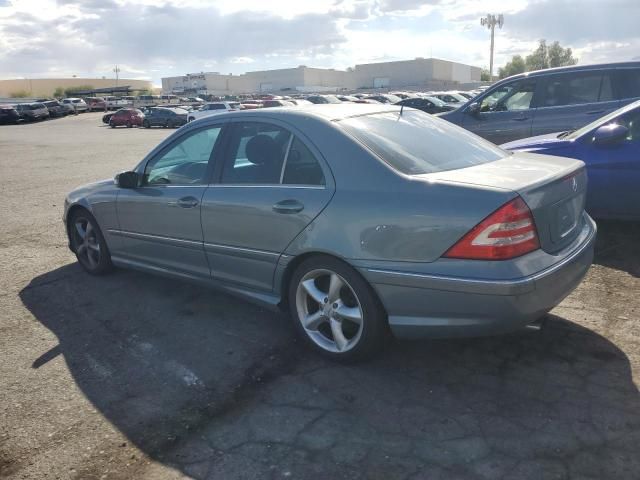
[109, 108, 145, 128]
[240, 100, 263, 109]
[262, 99, 295, 108]
[431, 92, 468, 108]
[366, 94, 403, 104]
[86, 97, 107, 111]
[42, 100, 68, 118]
[395, 96, 456, 114]
[306, 95, 342, 104]
[102, 112, 114, 124]
[15, 103, 50, 121]
[0, 105, 21, 124]
[62, 98, 88, 113]
[142, 107, 188, 128]
[187, 102, 240, 122]
[439, 62, 640, 144]
[104, 96, 129, 110]
[503, 99, 640, 220]
[63, 104, 595, 360]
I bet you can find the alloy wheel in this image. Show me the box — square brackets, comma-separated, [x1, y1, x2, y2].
[295, 269, 364, 353]
[72, 217, 101, 270]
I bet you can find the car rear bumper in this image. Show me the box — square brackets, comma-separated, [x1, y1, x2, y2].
[359, 214, 596, 339]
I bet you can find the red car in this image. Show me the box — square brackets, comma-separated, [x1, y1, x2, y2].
[109, 108, 144, 128]
[86, 97, 107, 111]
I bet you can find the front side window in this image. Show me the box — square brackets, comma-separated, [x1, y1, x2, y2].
[480, 79, 537, 112]
[221, 122, 291, 184]
[144, 127, 222, 186]
[340, 110, 504, 175]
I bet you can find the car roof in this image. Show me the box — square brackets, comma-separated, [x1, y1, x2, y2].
[497, 61, 640, 84]
[197, 104, 401, 124]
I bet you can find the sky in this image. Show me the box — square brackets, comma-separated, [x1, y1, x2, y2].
[0, 0, 638, 86]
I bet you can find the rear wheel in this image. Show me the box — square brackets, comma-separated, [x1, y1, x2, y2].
[289, 256, 388, 361]
[69, 210, 113, 275]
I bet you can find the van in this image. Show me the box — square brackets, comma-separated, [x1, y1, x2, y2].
[438, 62, 640, 144]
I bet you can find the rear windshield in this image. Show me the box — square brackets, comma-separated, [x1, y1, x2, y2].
[339, 110, 505, 175]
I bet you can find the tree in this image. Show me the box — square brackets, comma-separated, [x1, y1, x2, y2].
[480, 68, 491, 81]
[526, 40, 577, 71]
[10, 90, 30, 98]
[53, 87, 65, 98]
[547, 41, 577, 68]
[498, 55, 525, 79]
[498, 40, 578, 80]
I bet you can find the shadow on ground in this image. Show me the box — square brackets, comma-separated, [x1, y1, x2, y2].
[593, 219, 640, 277]
[17, 223, 640, 479]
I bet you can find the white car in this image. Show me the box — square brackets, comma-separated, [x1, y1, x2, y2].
[105, 96, 130, 110]
[62, 98, 88, 113]
[187, 102, 241, 122]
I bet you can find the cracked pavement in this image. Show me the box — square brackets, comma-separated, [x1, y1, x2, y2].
[1, 114, 639, 479]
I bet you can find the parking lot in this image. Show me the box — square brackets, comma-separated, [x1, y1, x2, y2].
[1, 112, 639, 479]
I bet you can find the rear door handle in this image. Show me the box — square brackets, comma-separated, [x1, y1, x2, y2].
[168, 196, 199, 208]
[272, 199, 304, 214]
[512, 115, 529, 122]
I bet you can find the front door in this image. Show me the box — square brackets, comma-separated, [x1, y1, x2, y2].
[114, 125, 225, 277]
[462, 78, 538, 144]
[201, 120, 334, 291]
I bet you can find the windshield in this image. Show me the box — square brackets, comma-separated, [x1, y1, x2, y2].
[567, 99, 640, 139]
[339, 110, 505, 175]
[424, 96, 447, 107]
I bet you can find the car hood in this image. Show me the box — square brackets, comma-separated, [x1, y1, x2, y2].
[501, 132, 574, 152]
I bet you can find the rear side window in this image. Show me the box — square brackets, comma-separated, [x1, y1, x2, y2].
[542, 71, 613, 107]
[340, 111, 504, 175]
[616, 68, 640, 99]
[282, 138, 325, 186]
[480, 79, 537, 112]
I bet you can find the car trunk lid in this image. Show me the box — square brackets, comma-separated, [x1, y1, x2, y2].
[419, 152, 587, 254]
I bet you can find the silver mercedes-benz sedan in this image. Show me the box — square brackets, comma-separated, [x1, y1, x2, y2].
[63, 104, 596, 360]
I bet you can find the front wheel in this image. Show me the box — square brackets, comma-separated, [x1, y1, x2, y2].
[69, 210, 113, 275]
[289, 256, 388, 361]
[109, 121, 115, 128]
[143, 119, 150, 128]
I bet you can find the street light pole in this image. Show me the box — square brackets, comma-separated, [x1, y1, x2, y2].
[481, 14, 504, 80]
[113, 65, 121, 87]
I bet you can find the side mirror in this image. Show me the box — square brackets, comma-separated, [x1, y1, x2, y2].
[593, 124, 628, 146]
[115, 171, 140, 188]
[466, 102, 481, 116]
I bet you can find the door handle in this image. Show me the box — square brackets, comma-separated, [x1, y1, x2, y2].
[168, 196, 199, 208]
[587, 110, 604, 115]
[512, 115, 529, 122]
[272, 199, 304, 214]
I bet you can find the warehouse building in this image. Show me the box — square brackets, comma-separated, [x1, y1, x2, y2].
[161, 57, 481, 95]
[0, 78, 153, 98]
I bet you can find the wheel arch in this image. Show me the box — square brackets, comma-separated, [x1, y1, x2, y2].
[65, 203, 94, 248]
[277, 251, 387, 317]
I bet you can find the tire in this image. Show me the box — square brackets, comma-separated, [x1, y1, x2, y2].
[68, 209, 113, 275]
[109, 121, 115, 128]
[143, 119, 150, 128]
[126, 121, 132, 128]
[188, 117, 194, 123]
[288, 255, 388, 361]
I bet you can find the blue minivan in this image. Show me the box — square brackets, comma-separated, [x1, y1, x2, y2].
[439, 62, 640, 144]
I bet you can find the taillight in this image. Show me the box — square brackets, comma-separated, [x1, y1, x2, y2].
[444, 196, 539, 260]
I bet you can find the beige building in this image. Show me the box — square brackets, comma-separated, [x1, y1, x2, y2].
[161, 58, 482, 96]
[0, 78, 153, 98]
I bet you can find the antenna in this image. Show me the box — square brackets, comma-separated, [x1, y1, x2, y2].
[400, 104, 404, 116]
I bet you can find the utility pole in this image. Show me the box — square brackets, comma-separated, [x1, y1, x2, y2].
[113, 65, 121, 87]
[481, 14, 504, 80]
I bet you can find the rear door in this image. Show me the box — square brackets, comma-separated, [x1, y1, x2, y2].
[200, 119, 335, 291]
[461, 78, 538, 144]
[532, 69, 620, 136]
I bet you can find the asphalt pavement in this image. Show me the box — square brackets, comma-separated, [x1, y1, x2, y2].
[1, 113, 639, 480]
